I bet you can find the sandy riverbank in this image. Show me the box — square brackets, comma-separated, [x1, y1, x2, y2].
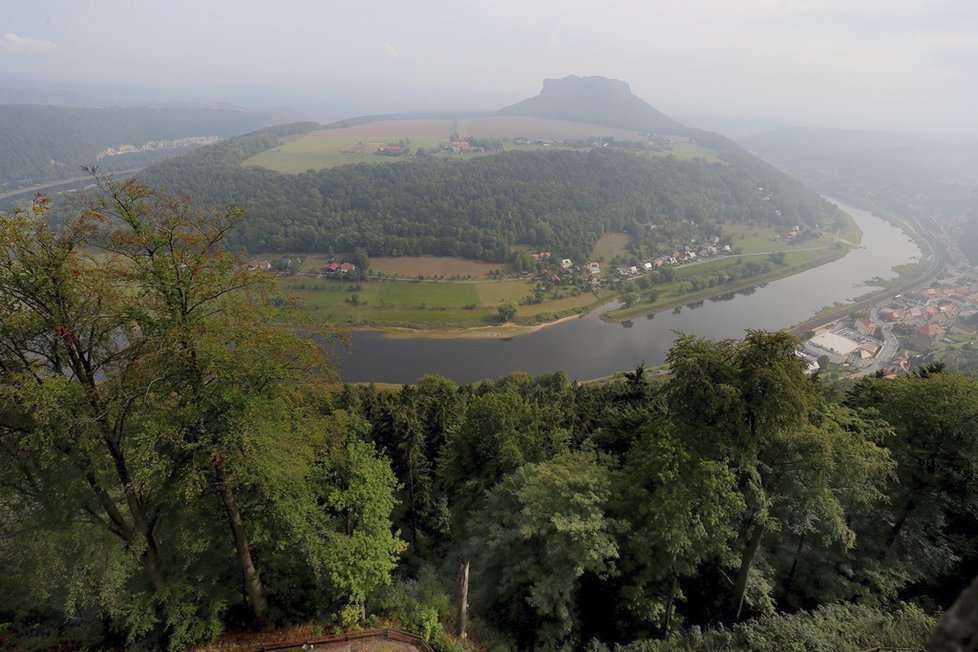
[373, 312, 585, 340]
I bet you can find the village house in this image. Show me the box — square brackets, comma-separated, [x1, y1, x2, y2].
[847, 342, 882, 368]
[560, 258, 573, 270]
[247, 259, 272, 272]
[914, 323, 945, 349]
[587, 262, 601, 274]
[321, 262, 357, 275]
[854, 317, 877, 335]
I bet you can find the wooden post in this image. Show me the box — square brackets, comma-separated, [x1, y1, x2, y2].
[457, 561, 469, 639]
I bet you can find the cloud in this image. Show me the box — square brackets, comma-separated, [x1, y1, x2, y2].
[384, 42, 401, 59]
[0, 32, 56, 53]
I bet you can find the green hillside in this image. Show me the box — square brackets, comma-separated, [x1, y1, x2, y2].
[0, 104, 281, 191]
[140, 77, 840, 265]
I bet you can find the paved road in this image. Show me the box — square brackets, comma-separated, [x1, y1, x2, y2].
[851, 305, 900, 377]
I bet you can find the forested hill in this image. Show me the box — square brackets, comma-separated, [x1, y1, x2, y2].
[142, 125, 838, 261]
[0, 104, 281, 191]
[500, 75, 686, 135]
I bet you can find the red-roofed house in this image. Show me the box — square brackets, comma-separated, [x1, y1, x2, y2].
[914, 323, 945, 348]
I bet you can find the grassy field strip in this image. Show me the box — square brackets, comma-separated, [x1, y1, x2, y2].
[369, 256, 503, 277]
[240, 115, 721, 173]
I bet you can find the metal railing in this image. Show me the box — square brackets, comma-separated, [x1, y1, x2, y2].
[257, 627, 435, 652]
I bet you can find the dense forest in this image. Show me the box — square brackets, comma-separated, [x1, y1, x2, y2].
[0, 104, 281, 192]
[141, 124, 839, 264]
[1, 180, 974, 650]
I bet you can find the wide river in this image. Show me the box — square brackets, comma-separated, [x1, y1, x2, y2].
[333, 201, 921, 384]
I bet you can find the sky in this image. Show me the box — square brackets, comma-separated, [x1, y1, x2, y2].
[2, 0, 977, 133]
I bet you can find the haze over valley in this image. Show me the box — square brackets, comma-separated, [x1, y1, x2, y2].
[4, 2, 978, 650]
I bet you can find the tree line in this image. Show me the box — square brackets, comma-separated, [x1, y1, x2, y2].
[140, 124, 839, 265]
[2, 181, 973, 650]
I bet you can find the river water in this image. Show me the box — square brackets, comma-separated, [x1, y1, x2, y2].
[333, 201, 921, 384]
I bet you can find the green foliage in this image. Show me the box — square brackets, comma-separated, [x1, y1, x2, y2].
[143, 140, 837, 263]
[617, 602, 936, 652]
[615, 423, 744, 632]
[475, 448, 620, 649]
[845, 373, 978, 594]
[497, 301, 517, 322]
[371, 565, 454, 641]
[312, 428, 407, 611]
[0, 179, 404, 649]
[0, 184, 970, 651]
[439, 387, 569, 518]
[665, 331, 894, 619]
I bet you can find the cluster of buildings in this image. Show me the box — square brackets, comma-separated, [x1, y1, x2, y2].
[247, 258, 359, 276]
[878, 282, 978, 342]
[320, 262, 357, 275]
[529, 236, 736, 287]
[806, 325, 885, 370]
[246, 259, 272, 272]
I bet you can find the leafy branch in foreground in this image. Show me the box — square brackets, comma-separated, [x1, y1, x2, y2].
[0, 177, 400, 648]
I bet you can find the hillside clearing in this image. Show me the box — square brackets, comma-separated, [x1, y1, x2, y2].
[590, 232, 632, 262]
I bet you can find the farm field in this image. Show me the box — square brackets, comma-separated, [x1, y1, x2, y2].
[241, 116, 655, 173]
[368, 256, 505, 278]
[475, 279, 535, 305]
[278, 275, 604, 329]
[642, 141, 722, 163]
[281, 276, 490, 327]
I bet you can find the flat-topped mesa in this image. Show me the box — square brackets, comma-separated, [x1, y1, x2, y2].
[498, 75, 687, 135]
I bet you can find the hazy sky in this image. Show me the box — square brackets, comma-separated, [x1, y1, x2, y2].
[2, 0, 977, 132]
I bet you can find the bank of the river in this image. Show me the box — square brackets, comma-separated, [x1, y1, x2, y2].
[373, 311, 586, 340]
[598, 206, 863, 323]
[333, 201, 922, 384]
[601, 244, 850, 323]
[785, 201, 945, 339]
[818, 190, 934, 258]
[325, 210, 863, 338]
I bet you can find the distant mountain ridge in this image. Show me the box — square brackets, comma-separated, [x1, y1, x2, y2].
[320, 76, 689, 136]
[0, 104, 281, 192]
[498, 75, 687, 135]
